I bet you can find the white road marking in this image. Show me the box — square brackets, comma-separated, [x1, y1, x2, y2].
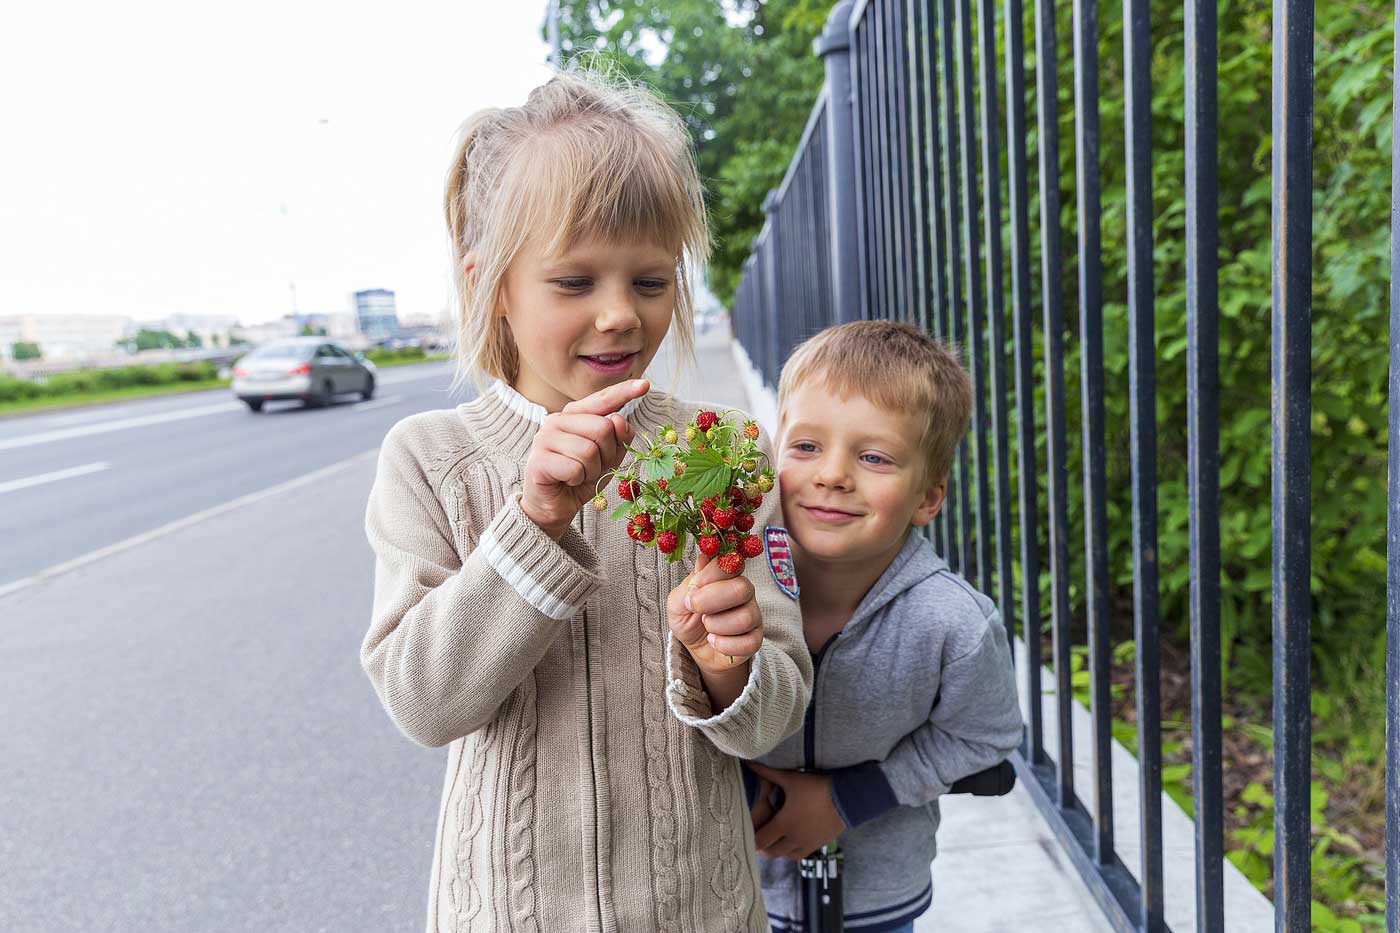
[0, 461, 110, 496]
[0, 448, 379, 600]
[352, 395, 403, 413]
[0, 401, 242, 452]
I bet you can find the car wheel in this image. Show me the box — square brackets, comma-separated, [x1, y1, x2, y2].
[361, 375, 375, 401]
[244, 399, 264, 412]
[308, 380, 335, 408]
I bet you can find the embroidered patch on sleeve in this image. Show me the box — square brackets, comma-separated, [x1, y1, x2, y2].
[764, 526, 800, 600]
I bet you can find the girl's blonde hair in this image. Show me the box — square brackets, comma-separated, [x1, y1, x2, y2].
[444, 66, 711, 390]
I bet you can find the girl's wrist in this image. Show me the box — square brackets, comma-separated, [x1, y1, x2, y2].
[519, 497, 568, 541]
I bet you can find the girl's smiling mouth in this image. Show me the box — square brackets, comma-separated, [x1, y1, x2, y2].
[579, 351, 639, 375]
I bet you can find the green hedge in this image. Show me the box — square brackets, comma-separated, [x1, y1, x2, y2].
[0, 361, 222, 404]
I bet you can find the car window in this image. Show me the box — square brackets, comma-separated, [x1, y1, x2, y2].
[245, 342, 314, 361]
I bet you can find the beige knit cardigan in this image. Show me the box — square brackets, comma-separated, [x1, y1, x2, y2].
[361, 382, 813, 933]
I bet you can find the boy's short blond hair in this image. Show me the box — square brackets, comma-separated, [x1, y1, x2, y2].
[777, 320, 972, 486]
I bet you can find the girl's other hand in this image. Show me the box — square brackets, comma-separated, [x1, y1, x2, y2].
[520, 378, 648, 539]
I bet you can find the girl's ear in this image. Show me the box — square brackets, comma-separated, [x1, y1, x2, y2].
[910, 481, 947, 527]
[465, 252, 509, 319]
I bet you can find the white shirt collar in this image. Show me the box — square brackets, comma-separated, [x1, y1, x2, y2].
[491, 379, 648, 425]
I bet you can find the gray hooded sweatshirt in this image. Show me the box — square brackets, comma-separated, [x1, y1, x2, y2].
[748, 531, 1023, 932]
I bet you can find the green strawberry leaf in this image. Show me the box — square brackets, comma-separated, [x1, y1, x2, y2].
[645, 451, 677, 481]
[609, 502, 633, 521]
[669, 447, 730, 501]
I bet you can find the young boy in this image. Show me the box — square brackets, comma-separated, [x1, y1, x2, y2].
[746, 320, 1023, 933]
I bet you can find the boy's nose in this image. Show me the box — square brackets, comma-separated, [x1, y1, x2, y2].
[814, 458, 853, 490]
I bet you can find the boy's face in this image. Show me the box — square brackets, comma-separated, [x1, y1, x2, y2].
[498, 233, 676, 412]
[777, 381, 945, 567]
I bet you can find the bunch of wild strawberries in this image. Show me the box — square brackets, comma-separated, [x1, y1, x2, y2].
[591, 409, 776, 574]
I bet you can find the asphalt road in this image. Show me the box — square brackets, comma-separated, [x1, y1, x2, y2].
[1, 362, 465, 932]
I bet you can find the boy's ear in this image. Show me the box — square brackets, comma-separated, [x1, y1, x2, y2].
[910, 481, 946, 527]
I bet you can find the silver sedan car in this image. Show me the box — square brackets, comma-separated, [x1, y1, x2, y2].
[231, 338, 376, 412]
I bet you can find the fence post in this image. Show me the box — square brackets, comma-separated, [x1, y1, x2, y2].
[815, 0, 861, 324]
[762, 190, 782, 386]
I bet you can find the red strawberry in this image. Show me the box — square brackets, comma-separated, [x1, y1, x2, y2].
[637, 525, 655, 544]
[698, 534, 720, 557]
[717, 551, 745, 575]
[695, 410, 718, 432]
[740, 534, 763, 559]
[630, 513, 653, 536]
[700, 497, 717, 521]
[743, 421, 760, 440]
[712, 507, 735, 530]
[657, 531, 679, 554]
[618, 479, 640, 501]
[747, 493, 764, 510]
[626, 523, 640, 541]
[724, 531, 740, 549]
[728, 485, 745, 504]
[735, 512, 755, 532]
[656, 479, 668, 491]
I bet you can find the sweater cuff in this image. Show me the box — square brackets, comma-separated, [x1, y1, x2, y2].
[664, 631, 765, 730]
[829, 761, 901, 828]
[478, 494, 603, 620]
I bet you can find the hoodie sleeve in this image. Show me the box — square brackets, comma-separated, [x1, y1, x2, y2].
[827, 608, 1023, 827]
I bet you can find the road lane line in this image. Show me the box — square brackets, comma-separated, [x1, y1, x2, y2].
[0, 462, 111, 495]
[353, 395, 403, 413]
[0, 401, 242, 452]
[0, 448, 380, 600]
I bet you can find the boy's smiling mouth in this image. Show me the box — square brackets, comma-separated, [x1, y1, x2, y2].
[800, 503, 865, 524]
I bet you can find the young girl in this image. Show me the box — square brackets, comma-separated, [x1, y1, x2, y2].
[361, 70, 813, 933]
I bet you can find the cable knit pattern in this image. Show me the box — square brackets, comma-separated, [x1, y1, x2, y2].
[505, 677, 540, 933]
[361, 385, 814, 932]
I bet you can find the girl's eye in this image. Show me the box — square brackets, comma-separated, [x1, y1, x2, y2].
[635, 278, 668, 294]
[555, 278, 592, 291]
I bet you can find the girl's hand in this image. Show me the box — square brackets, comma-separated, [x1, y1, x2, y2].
[519, 379, 648, 540]
[666, 551, 764, 675]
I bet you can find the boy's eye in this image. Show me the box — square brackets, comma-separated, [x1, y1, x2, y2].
[861, 453, 892, 466]
[794, 442, 818, 453]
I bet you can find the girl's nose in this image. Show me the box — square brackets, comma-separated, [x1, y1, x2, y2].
[593, 292, 642, 333]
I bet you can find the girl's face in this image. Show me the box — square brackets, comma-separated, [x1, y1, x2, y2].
[499, 233, 677, 412]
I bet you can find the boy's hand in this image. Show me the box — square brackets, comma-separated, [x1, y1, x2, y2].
[747, 763, 846, 860]
[519, 379, 647, 539]
[666, 550, 763, 674]
[750, 777, 778, 830]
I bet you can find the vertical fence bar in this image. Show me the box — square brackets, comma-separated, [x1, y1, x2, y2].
[903, 0, 932, 333]
[1390, 9, 1400, 927]
[762, 194, 782, 387]
[914, 0, 956, 559]
[1123, 0, 1163, 921]
[939, 0, 972, 576]
[871, 3, 894, 319]
[889, 0, 917, 322]
[1072, 0, 1114, 861]
[976, 0, 1014, 664]
[1271, 0, 1313, 922]
[817, 4, 862, 323]
[955, 0, 992, 595]
[1004, 0, 1044, 762]
[846, 6, 874, 322]
[1389, 5, 1400, 922]
[1185, 0, 1224, 923]
[1034, 0, 1074, 808]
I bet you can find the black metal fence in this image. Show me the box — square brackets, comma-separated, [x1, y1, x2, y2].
[730, 0, 1399, 929]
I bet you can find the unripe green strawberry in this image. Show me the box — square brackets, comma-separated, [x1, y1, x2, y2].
[663, 428, 678, 444]
[745, 482, 761, 500]
[742, 458, 757, 473]
[592, 495, 608, 511]
[757, 474, 774, 493]
[674, 460, 686, 477]
[717, 551, 744, 575]
[684, 425, 698, 442]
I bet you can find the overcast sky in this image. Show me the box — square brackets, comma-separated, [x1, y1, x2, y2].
[1, 1, 556, 324]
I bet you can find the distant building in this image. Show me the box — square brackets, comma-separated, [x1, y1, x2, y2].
[0, 313, 131, 361]
[230, 317, 298, 346]
[353, 289, 401, 344]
